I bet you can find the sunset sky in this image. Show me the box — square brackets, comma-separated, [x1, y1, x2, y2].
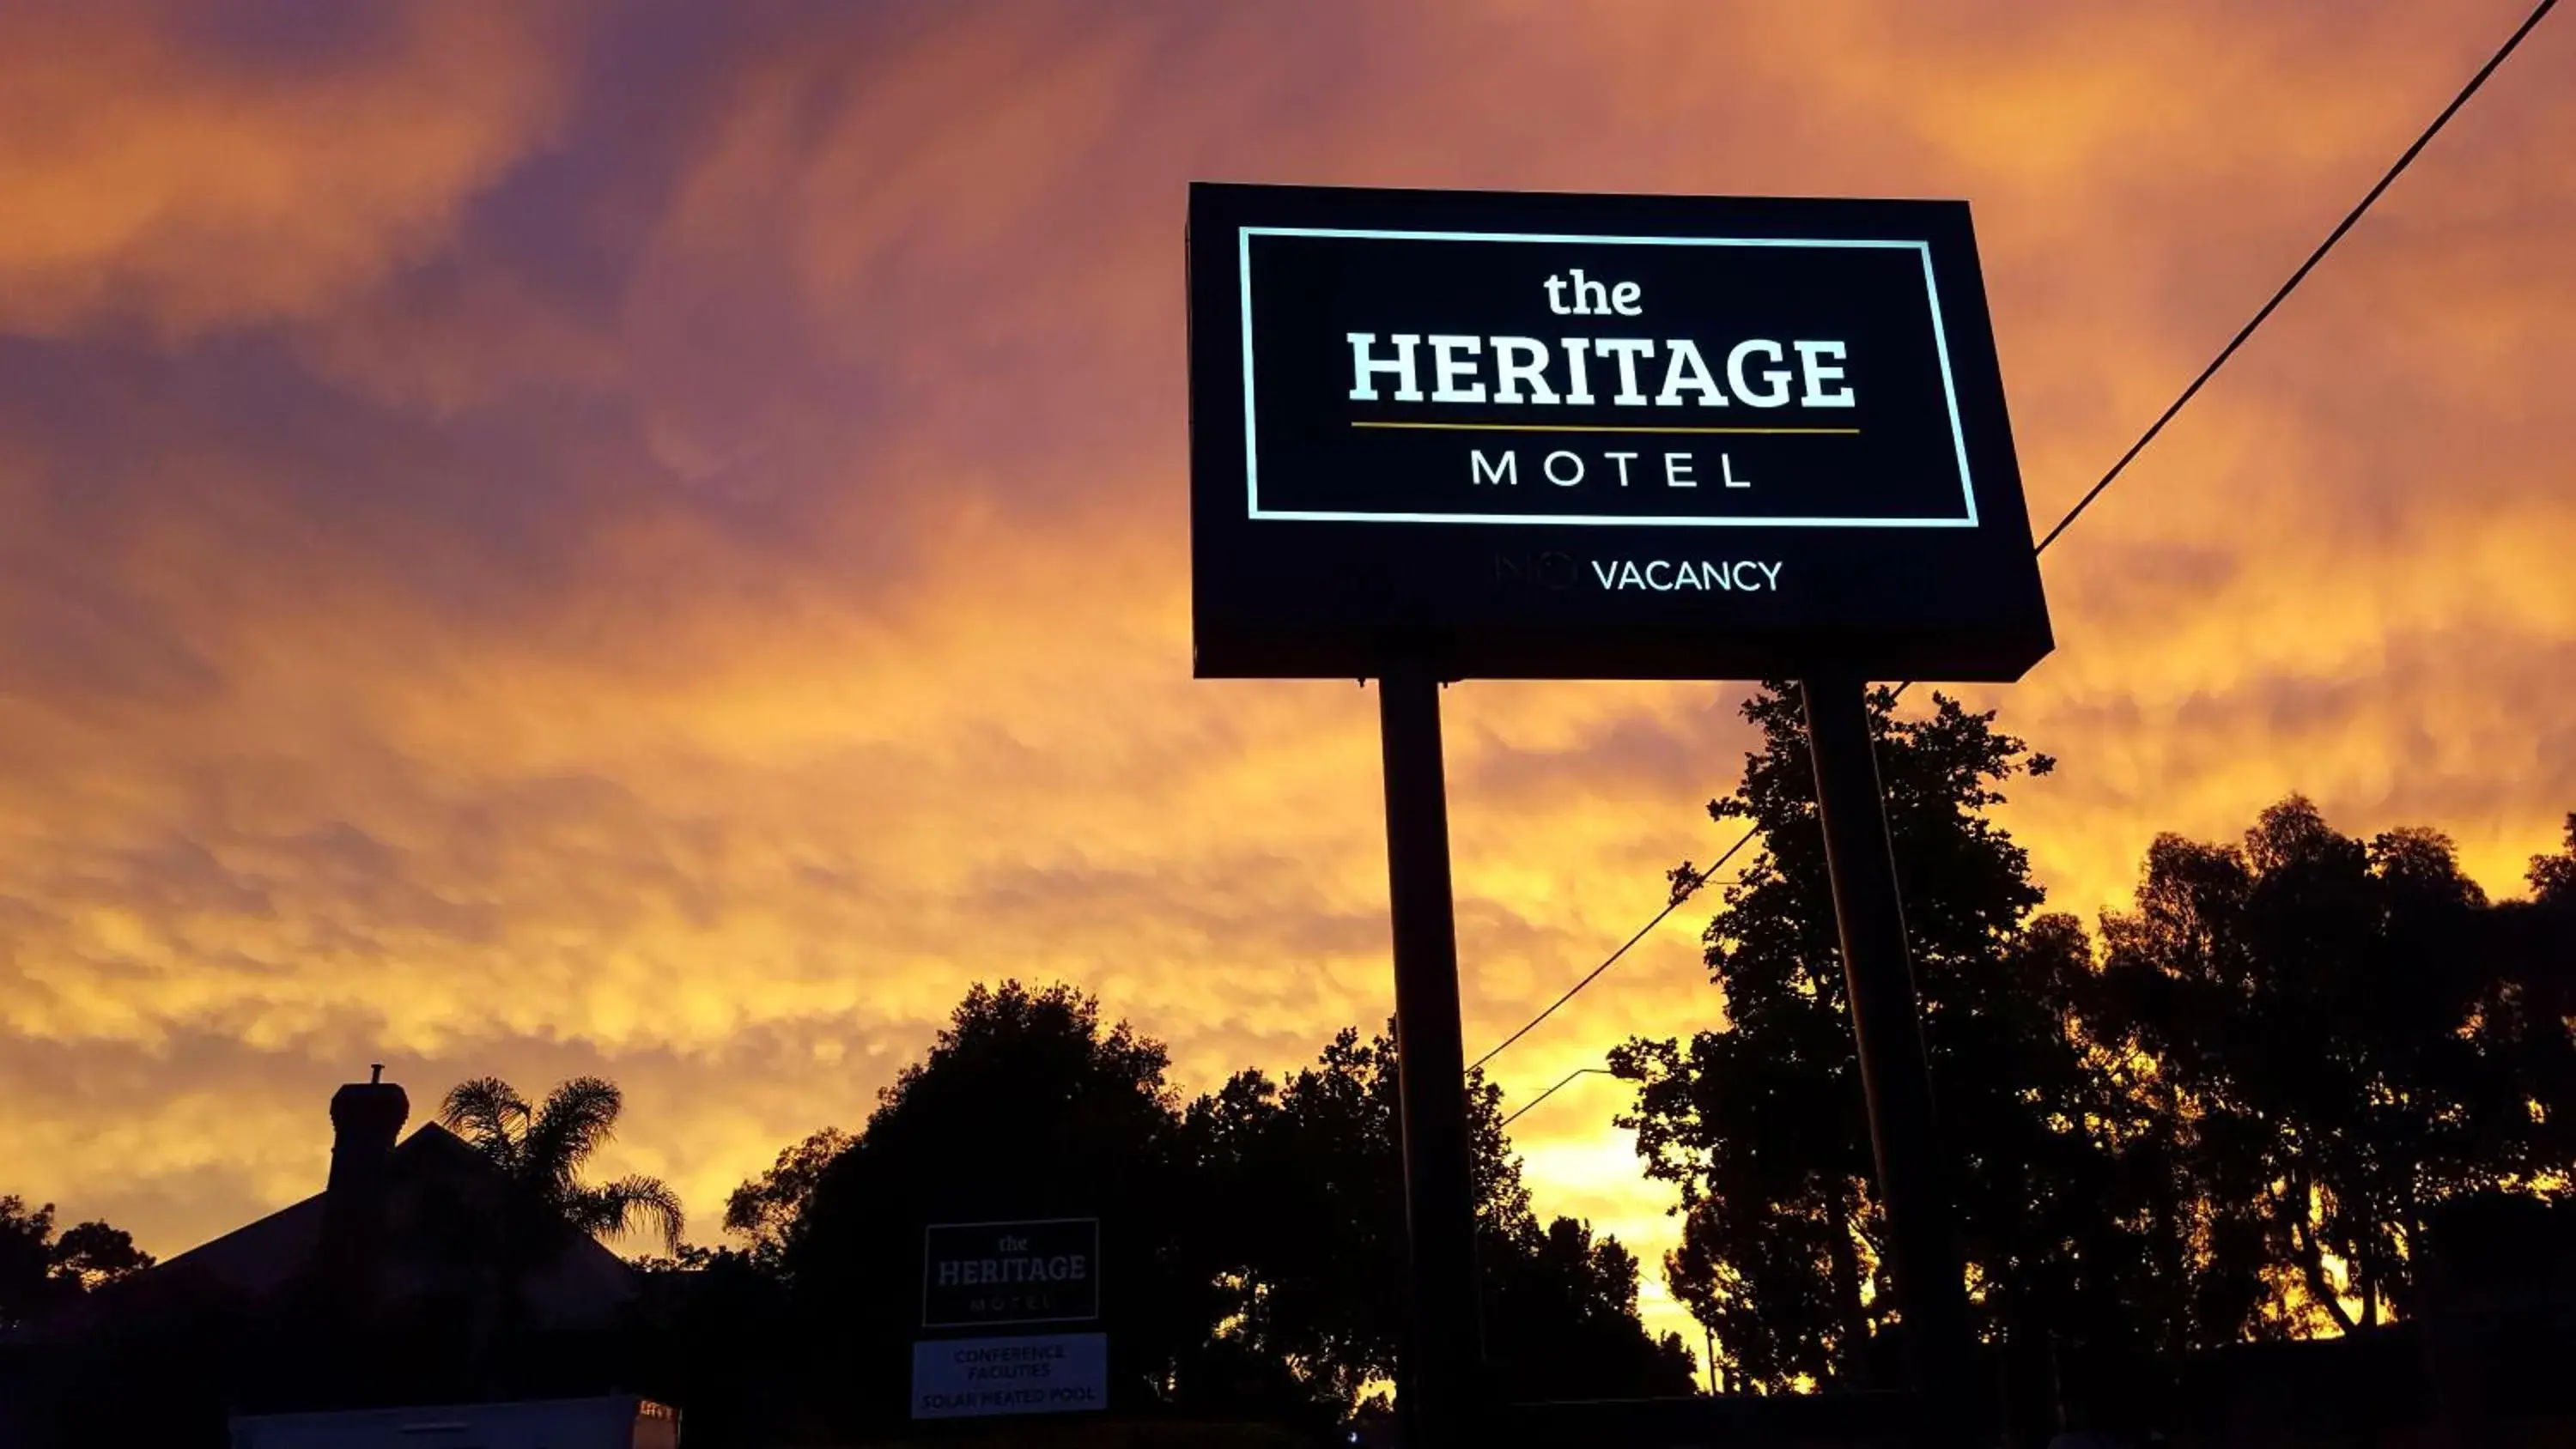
[3, 1, 2570, 1351]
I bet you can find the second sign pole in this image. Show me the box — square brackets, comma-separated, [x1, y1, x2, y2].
[1801, 670, 1978, 1443]
[1376, 664, 1485, 1446]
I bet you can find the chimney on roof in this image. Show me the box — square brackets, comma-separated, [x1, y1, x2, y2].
[328, 1070, 408, 1195]
[315, 1067, 409, 1313]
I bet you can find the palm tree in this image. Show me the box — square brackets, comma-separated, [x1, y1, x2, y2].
[438, 1076, 685, 1252]
[431, 1076, 683, 1395]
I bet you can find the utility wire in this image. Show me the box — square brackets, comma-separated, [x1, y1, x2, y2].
[1501, 1067, 1616, 1129]
[2037, 0, 2560, 555]
[1473, 0, 2561, 1087]
[1470, 830, 1757, 1073]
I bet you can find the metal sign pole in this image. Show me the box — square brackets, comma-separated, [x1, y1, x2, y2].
[1376, 664, 1485, 1446]
[1801, 671, 1976, 1444]
[1192, 181, 2053, 1442]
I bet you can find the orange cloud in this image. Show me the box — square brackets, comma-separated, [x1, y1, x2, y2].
[0, 3, 568, 341]
[0, 0, 2568, 1361]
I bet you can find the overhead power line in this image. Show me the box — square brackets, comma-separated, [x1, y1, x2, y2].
[1473, 0, 2562, 1086]
[1470, 832, 1758, 1073]
[1500, 1067, 1617, 1129]
[2036, 0, 2560, 555]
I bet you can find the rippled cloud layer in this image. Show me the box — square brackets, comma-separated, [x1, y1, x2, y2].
[3, 0, 2569, 1346]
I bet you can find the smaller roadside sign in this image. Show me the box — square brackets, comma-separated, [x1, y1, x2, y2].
[910, 1331, 1108, 1420]
[921, 1217, 1100, 1329]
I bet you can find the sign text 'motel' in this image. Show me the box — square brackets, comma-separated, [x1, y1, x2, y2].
[1187, 183, 2052, 682]
[921, 1218, 1100, 1330]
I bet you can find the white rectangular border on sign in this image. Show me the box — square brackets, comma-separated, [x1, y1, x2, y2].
[920, 1216, 1103, 1330]
[1236, 227, 1980, 530]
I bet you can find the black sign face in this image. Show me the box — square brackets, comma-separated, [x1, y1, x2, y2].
[1187, 183, 2053, 682]
[922, 1218, 1100, 1329]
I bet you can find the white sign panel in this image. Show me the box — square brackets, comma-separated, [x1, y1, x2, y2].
[909, 1331, 1108, 1420]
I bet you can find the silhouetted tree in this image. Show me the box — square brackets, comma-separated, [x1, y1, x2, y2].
[1483, 1213, 1700, 1404]
[2492, 816, 2576, 1171]
[745, 985, 1688, 1436]
[722, 1126, 849, 1272]
[625, 1243, 797, 1449]
[1612, 683, 2142, 1390]
[0, 1195, 154, 1329]
[439, 1076, 685, 1251]
[2080, 798, 2569, 1334]
[1612, 681, 2576, 1396]
[1191, 1024, 1695, 1413]
[1182, 1030, 1413, 1410]
[781, 981, 1217, 1431]
[2531, 814, 2576, 904]
[623, 1128, 860, 1444]
[434, 1076, 684, 1397]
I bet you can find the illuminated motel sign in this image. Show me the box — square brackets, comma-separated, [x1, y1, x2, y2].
[1187, 182, 2051, 682]
[1187, 183, 2053, 1436]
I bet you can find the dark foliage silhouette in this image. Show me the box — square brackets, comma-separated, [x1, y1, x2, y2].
[720, 1125, 848, 1272]
[2531, 814, 2576, 905]
[1189, 1024, 1696, 1416]
[669, 984, 1686, 1440]
[1613, 683, 2136, 1390]
[1615, 681, 2576, 1404]
[434, 1075, 685, 1397]
[0, 1195, 153, 1329]
[438, 1076, 685, 1252]
[777, 981, 1220, 1431]
[21, 797, 2572, 1444]
[2080, 799, 2576, 1335]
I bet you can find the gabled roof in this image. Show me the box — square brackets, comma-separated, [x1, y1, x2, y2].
[63, 1124, 640, 1337]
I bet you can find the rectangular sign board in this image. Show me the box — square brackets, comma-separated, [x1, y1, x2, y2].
[922, 1217, 1100, 1329]
[1186, 182, 2053, 682]
[911, 1331, 1108, 1420]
